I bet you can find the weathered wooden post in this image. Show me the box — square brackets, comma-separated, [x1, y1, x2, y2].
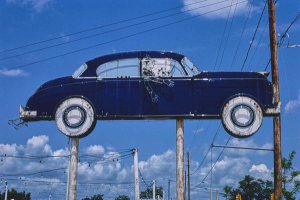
[267, 0, 282, 199]
[176, 119, 184, 200]
[67, 138, 79, 200]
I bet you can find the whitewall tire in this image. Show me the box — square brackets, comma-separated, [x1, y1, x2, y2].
[55, 97, 96, 138]
[221, 96, 263, 138]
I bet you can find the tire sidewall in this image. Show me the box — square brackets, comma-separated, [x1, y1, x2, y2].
[221, 96, 263, 138]
[55, 97, 96, 138]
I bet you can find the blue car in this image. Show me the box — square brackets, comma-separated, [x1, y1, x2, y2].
[20, 51, 280, 138]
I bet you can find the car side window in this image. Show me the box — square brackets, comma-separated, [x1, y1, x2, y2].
[142, 58, 186, 77]
[97, 58, 139, 77]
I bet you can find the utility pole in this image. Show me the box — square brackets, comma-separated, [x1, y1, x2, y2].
[153, 180, 156, 200]
[210, 148, 213, 200]
[133, 148, 140, 200]
[176, 119, 184, 200]
[267, 0, 282, 199]
[4, 181, 8, 200]
[67, 138, 79, 200]
[184, 170, 186, 200]
[168, 179, 170, 200]
[187, 152, 190, 200]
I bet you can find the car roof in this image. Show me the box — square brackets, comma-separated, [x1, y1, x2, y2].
[81, 51, 185, 77]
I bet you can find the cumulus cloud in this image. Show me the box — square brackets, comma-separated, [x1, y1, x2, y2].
[182, 0, 256, 19]
[0, 137, 275, 200]
[285, 90, 300, 113]
[6, 0, 52, 11]
[0, 136, 135, 200]
[138, 150, 176, 179]
[0, 68, 29, 77]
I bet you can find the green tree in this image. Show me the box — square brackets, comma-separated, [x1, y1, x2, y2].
[82, 194, 104, 200]
[282, 151, 300, 200]
[221, 175, 273, 200]
[140, 186, 163, 199]
[115, 195, 130, 200]
[222, 151, 300, 200]
[0, 188, 31, 200]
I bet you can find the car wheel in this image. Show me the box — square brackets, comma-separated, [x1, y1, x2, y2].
[55, 97, 96, 138]
[221, 96, 263, 138]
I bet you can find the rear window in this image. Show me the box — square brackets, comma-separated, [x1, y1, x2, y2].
[97, 58, 139, 77]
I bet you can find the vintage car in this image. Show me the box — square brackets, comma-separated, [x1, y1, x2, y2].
[20, 51, 280, 138]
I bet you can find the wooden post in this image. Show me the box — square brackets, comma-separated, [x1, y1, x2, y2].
[267, 0, 282, 199]
[187, 152, 190, 200]
[176, 119, 184, 200]
[67, 138, 79, 200]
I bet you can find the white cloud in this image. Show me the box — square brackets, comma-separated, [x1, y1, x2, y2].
[0, 68, 29, 77]
[193, 128, 204, 134]
[249, 163, 269, 173]
[85, 145, 105, 155]
[181, 0, 255, 19]
[285, 90, 300, 113]
[6, 0, 52, 11]
[138, 150, 176, 179]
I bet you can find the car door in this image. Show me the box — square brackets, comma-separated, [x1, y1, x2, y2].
[141, 57, 193, 117]
[96, 58, 143, 118]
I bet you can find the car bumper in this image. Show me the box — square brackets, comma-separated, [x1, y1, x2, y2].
[19, 105, 37, 119]
[265, 101, 281, 115]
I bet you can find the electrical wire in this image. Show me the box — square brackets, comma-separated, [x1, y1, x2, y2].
[217, 0, 239, 70]
[0, 167, 66, 177]
[0, 0, 213, 54]
[192, 136, 231, 188]
[0, 0, 230, 61]
[190, 123, 222, 176]
[240, 0, 267, 71]
[230, 0, 253, 68]
[2, 0, 248, 71]
[213, 0, 234, 71]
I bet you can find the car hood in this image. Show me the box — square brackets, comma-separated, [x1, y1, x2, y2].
[35, 76, 74, 93]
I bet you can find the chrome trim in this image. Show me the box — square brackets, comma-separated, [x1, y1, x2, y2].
[96, 113, 220, 120]
[19, 105, 37, 119]
[265, 101, 281, 114]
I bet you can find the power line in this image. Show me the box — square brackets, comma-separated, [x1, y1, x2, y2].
[0, 0, 230, 61]
[230, 0, 254, 68]
[1, 0, 248, 72]
[0, 167, 66, 177]
[217, 0, 239, 70]
[213, 0, 234, 71]
[240, 0, 267, 71]
[192, 136, 231, 189]
[4, 178, 135, 185]
[190, 123, 222, 176]
[0, 0, 213, 54]
[0, 150, 132, 160]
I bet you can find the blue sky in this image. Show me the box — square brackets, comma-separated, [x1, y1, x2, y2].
[0, 0, 300, 199]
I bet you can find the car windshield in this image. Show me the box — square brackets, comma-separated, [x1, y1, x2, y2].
[73, 64, 87, 78]
[181, 57, 200, 76]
